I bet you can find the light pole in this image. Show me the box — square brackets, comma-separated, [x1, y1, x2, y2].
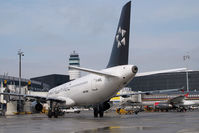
[183, 54, 190, 92]
[18, 49, 24, 112]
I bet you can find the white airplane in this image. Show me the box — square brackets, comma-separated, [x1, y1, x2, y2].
[154, 93, 199, 112]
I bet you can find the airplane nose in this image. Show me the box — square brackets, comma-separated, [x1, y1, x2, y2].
[132, 66, 138, 74]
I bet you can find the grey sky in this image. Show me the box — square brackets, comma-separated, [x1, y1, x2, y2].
[0, 0, 199, 78]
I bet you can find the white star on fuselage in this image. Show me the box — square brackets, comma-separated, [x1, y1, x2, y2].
[115, 27, 126, 48]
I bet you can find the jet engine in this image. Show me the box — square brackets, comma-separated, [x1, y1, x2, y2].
[31, 101, 43, 113]
[103, 102, 111, 111]
[154, 102, 172, 111]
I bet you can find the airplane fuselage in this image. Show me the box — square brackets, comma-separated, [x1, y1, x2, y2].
[47, 65, 137, 107]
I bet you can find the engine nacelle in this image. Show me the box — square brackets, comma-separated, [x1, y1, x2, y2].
[31, 101, 43, 113]
[103, 102, 111, 111]
[155, 103, 172, 110]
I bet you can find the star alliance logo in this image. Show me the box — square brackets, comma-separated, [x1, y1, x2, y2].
[115, 27, 126, 48]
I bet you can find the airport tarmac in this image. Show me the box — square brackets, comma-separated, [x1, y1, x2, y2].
[0, 111, 199, 133]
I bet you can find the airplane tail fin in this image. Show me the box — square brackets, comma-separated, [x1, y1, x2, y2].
[107, 1, 131, 68]
[184, 93, 189, 98]
[154, 102, 159, 106]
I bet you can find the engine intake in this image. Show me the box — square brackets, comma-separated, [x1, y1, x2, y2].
[31, 102, 43, 112]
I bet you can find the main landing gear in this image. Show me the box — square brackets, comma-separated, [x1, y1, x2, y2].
[93, 104, 104, 118]
[48, 101, 63, 118]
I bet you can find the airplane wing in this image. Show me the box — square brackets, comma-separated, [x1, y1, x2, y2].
[115, 87, 184, 98]
[136, 68, 186, 77]
[0, 92, 65, 103]
[115, 91, 147, 97]
[142, 87, 184, 95]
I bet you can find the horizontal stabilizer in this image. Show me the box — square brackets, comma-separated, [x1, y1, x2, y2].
[136, 68, 187, 77]
[69, 66, 118, 77]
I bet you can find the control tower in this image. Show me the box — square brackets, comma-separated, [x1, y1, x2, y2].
[68, 51, 81, 80]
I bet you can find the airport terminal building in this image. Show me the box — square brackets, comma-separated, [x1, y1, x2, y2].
[128, 70, 199, 92]
[0, 74, 69, 92]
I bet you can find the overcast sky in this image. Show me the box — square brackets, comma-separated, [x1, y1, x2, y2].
[0, 0, 199, 78]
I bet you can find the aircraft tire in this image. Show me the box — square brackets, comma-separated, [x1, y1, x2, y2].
[99, 104, 104, 118]
[135, 111, 138, 115]
[99, 111, 104, 117]
[94, 107, 98, 118]
[54, 112, 58, 118]
[48, 109, 53, 118]
[54, 107, 59, 118]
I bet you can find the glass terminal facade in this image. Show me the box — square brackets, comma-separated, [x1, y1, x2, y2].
[128, 71, 199, 92]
